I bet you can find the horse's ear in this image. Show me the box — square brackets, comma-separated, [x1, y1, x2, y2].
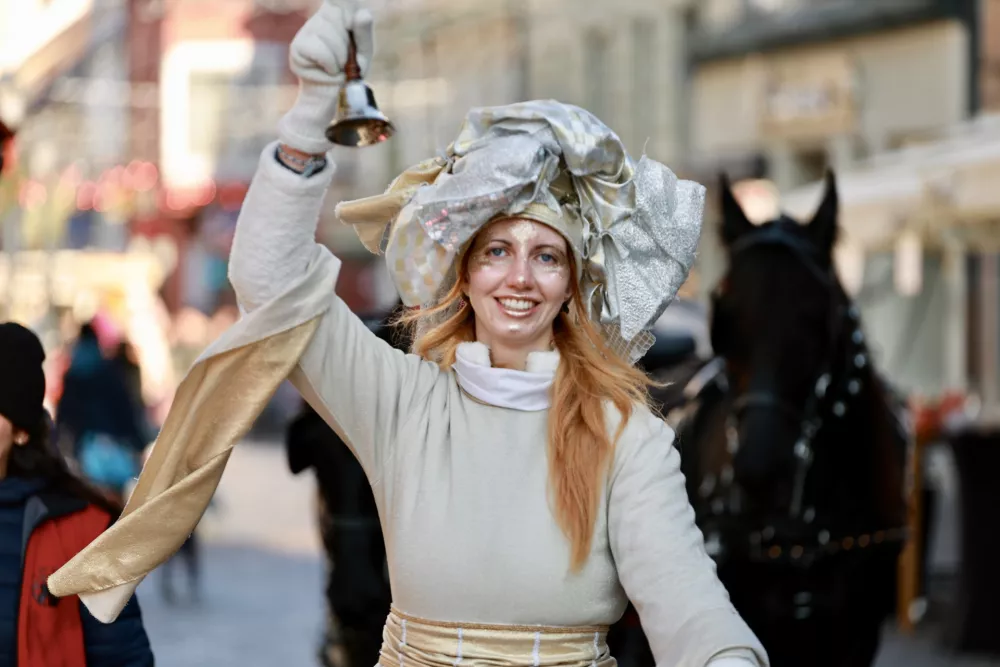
[719, 173, 754, 246]
[807, 169, 839, 253]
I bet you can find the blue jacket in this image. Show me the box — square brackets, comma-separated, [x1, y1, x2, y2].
[0, 477, 154, 667]
[56, 340, 148, 455]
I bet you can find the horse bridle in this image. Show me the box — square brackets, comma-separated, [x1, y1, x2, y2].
[690, 222, 908, 621]
[710, 222, 870, 524]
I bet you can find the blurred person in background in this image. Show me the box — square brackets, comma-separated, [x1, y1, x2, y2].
[112, 342, 143, 419]
[0, 322, 153, 667]
[112, 340, 155, 443]
[153, 451, 203, 606]
[56, 323, 149, 504]
[285, 306, 404, 667]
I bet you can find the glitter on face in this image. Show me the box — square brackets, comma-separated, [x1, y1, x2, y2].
[509, 220, 538, 248]
[510, 220, 538, 286]
[465, 218, 572, 360]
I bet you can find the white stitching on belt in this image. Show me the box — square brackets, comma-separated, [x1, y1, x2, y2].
[399, 619, 407, 667]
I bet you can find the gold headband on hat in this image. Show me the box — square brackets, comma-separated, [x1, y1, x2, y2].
[337, 156, 448, 253]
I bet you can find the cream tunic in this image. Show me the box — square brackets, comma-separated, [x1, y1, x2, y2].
[228, 144, 767, 667]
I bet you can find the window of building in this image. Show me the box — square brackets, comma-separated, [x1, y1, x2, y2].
[188, 72, 232, 159]
[694, 0, 859, 33]
[747, 0, 797, 13]
[182, 42, 288, 183]
[885, 128, 941, 152]
[691, 0, 742, 32]
[630, 18, 655, 152]
[583, 28, 610, 123]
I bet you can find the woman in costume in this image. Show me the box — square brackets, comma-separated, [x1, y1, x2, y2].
[49, 2, 767, 665]
[232, 4, 768, 666]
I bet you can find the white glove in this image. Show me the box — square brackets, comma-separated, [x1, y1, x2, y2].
[278, 0, 374, 155]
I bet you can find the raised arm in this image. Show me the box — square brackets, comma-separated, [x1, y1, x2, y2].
[228, 0, 439, 477]
[608, 414, 769, 667]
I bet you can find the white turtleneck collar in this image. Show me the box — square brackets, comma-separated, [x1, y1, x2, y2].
[452, 342, 559, 411]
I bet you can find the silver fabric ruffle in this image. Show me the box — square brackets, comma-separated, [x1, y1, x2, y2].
[346, 100, 706, 363]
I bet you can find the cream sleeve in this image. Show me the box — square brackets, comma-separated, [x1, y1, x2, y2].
[228, 143, 441, 477]
[607, 413, 769, 667]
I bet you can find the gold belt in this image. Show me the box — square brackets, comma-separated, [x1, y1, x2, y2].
[379, 607, 615, 667]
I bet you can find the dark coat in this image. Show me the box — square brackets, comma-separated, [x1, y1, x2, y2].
[56, 339, 147, 455]
[0, 477, 153, 667]
[285, 308, 407, 632]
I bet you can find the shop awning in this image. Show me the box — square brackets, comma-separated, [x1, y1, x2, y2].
[782, 166, 925, 250]
[782, 114, 1000, 251]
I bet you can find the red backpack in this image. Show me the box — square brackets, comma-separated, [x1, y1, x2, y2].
[18, 502, 111, 667]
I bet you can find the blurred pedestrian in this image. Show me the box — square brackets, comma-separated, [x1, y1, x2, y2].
[56, 323, 148, 504]
[152, 441, 202, 606]
[287, 400, 389, 667]
[0, 321, 153, 666]
[111, 342, 143, 417]
[159, 532, 201, 606]
[285, 306, 403, 667]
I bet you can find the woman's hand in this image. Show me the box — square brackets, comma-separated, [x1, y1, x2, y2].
[279, 0, 375, 155]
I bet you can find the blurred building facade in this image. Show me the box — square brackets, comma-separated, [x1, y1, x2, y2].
[1, 0, 139, 331]
[3, 0, 703, 318]
[6, 0, 997, 406]
[683, 0, 991, 404]
[336, 0, 699, 303]
[130, 0, 308, 314]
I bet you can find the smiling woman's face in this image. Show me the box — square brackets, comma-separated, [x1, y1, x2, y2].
[464, 218, 572, 356]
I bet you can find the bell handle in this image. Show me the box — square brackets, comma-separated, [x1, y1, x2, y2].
[344, 30, 362, 82]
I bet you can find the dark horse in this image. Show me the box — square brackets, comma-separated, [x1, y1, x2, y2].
[669, 173, 909, 666]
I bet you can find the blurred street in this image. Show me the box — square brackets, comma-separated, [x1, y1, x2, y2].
[138, 439, 325, 667]
[135, 442, 999, 667]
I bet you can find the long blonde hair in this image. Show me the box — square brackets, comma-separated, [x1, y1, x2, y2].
[399, 250, 654, 570]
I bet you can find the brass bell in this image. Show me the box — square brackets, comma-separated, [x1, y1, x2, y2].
[326, 30, 394, 147]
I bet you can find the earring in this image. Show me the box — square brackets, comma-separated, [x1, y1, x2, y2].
[561, 301, 570, 314]
[14, 434, 28, 446]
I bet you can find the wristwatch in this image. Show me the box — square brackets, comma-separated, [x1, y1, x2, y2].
[275, 144, 328, 178]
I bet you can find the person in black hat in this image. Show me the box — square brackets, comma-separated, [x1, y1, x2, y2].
[0, 322, 154, 667]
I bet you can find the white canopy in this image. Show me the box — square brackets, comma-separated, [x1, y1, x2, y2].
[782, 114, 1000, 251]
